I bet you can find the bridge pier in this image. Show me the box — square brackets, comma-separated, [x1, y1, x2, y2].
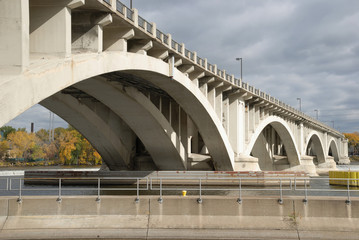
[234, 154, 260, 171]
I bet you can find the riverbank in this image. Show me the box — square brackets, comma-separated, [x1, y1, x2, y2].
[0, 166, 100, 176]
[0, 195, 358, 240]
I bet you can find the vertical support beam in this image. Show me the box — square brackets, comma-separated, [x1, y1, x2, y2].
[0, 0, 29, 70]
[299, 123, 304, 155]
[170, 101, 179, 134]
[215, 89, 223, 124]
[222, 98, 229, 134]
[29, 0, 85, 57]
[180, 108, 188, 154]
[72, 13, 113, 53]
[228, 97, 245, 155]
[324, 132, 328, 156]
[271, 126, 276, 156]
[207, 87, 215, 109]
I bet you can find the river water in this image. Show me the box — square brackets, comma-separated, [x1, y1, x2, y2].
[0, 164, 359, 199]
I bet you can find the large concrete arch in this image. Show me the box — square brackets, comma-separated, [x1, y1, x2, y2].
[41, 92, 135, 170]
[0, 52, 234, 170]
[305, 131, 326, 164]
[328, 137, 340, 163]
[245, 116, 300, 166]
[75, 77, 186, 170]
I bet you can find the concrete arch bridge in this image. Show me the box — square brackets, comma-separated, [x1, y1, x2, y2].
[0, 0, 349, 174]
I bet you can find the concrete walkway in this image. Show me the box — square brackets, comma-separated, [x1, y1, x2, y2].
[0, 195, 358, 239]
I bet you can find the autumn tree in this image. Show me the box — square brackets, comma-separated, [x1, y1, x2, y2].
[7, 131, 44, 160]
[344, 132, 359, 155]
[0, 136, 10, 160]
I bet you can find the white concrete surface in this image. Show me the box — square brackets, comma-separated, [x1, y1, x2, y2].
[0, 0, 349, 174]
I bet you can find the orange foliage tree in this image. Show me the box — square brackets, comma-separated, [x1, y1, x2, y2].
[344, 132, 359, 155]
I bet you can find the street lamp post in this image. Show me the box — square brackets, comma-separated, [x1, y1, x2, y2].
[130, 0, 132, 8]
[235, 58, 242, 81]
[296, 98, 301, 112]
[314, 109, 319, 120]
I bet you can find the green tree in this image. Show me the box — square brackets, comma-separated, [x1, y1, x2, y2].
[0, 126, 16, 139]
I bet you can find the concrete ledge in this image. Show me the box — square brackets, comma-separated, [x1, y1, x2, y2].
[0, 196, 359, 239]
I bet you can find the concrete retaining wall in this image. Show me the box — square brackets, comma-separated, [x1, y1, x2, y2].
[0, 196, 358, 239]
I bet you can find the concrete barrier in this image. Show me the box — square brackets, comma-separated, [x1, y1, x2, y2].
[0, 196, 359, 239]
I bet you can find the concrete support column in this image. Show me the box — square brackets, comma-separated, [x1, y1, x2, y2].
[271, 127, 276, 157]
[103, 28, 134, 51]
[248, 105, 254, 133]
[215, 89, 223, 124]
[222, 98, 229, 134]
[228, 97, 245, 155]
[207, 86, 215, 109]
[338, 139, 350, 165]
[161, 97, 170, 122]
[324, 132, 328, 157]
[299, 123, 304, 155]
[180, 108, 188, 154]
[170, 101, 180, 134]
[30, 0, 84, 57]
[297, 155, 318, 176]
[0, 0, 29, 70]
[72, 12, 113, 53]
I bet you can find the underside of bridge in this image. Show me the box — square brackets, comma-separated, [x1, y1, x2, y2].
[0, 0, 350, 174]
[251, 125, 290, 171]
[40, 72, 218, 171]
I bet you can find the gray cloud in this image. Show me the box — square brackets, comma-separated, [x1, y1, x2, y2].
[6, 0, 359, 133]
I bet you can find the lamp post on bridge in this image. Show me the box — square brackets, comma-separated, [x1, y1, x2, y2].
[314, 109, 319, 120]
[235, 58, 242, 81]
[296, 98, 301, 112]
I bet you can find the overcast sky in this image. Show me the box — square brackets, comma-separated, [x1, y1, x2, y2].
[7, 0, 359, 133]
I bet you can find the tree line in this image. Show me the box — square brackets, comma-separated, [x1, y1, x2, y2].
[0, 126, 102, 166]
[344, 132, 359, 161]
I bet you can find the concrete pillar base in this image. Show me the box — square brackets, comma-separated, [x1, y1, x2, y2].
[288, 156, 317, 176]
[317, 157, 337, 169]
[99, 162, 110, 171]
[338, 156, 350, 165]
[234, 154, 260, 171]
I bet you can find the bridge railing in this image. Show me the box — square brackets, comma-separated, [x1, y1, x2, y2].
[1, 176, 357, 205]
[107, 0, 341, 136]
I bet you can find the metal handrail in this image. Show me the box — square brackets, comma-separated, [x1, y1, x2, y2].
[116, 0, 124, 14]
[126, 7, 133, 21]
[2, 176, 359, 205]
[138, 16, 145, 29]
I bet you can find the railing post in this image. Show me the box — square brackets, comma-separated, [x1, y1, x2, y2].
[303, 179, 308, 204]
[346, 178, 351, 205]
[237, 178, 242, 204]
[197, 178, 202, 204]
[96, 178, 101, 203]
[135, 178, 140, 203]
[17, 178, 22, 203]
[158, 178, 163, 203]
[278, 179, 283, 204]
[56, 178, 62, 203]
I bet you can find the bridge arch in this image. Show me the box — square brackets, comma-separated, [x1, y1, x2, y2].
[245, 116, 300, 168]
[305, 131, 326, 165]
[41, 92, 135, 170]
[328, 137, 340, 163]
[0, 52, 234, 170]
